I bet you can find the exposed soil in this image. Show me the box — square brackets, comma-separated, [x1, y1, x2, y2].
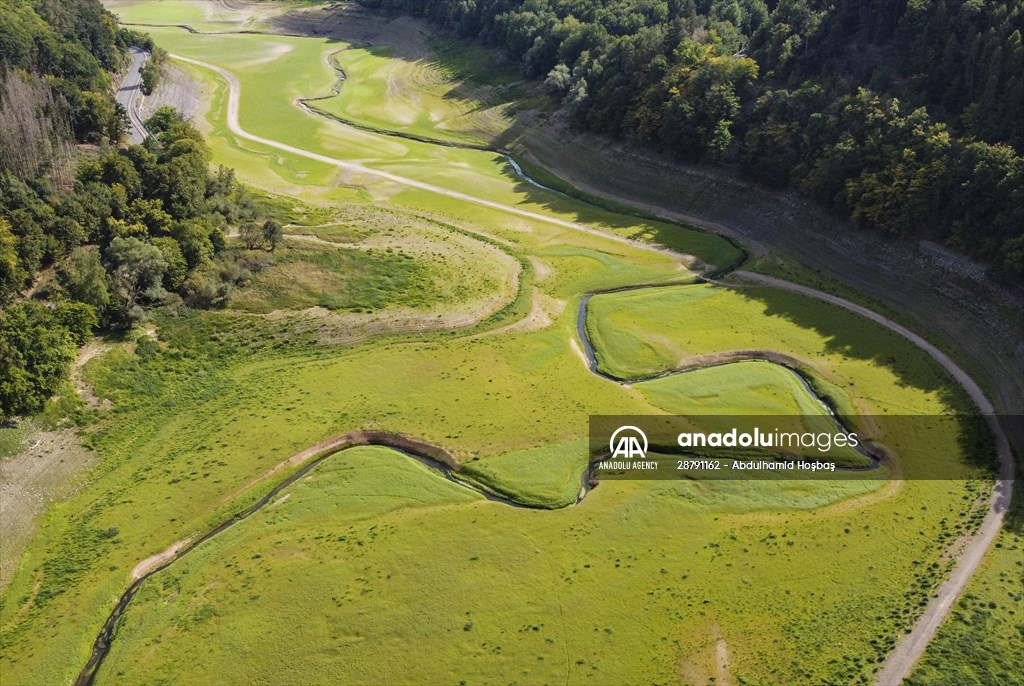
[715, 639, 732, 686]
[677, 622, 732, 686]
[72, 341, 113, 411]
[269, 3, 428, 58]
[0, 429, 95, 592]
[478, 288, 564, 336]
[140, 62, 207, 123]
[131, 539, 189, 580]
[510, 112, 1024, 421]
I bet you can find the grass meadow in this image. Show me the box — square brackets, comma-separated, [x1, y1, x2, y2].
[311, 38, 526, 147]
[907, 523, 1024, 686]
[0, 2, 1004, 685]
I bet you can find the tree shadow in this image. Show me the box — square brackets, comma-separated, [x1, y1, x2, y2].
[732, 285, 966, 405]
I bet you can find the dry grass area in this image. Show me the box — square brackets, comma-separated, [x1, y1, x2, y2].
[225, 205, 521, 337]
[268, 3, 426, 55]
[477, 287, 565, 336]
[271, 2, 520, 144]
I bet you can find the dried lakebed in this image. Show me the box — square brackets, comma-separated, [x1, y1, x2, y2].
[75, 25, 1013, 686]
[77, 277, 889, 685]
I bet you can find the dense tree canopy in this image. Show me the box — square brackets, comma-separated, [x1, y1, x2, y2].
[1, 103, 262, 417]
[0, 301, 78, 418]
[0, 0, 133, 144]
[1, 108, 259, 308]
[362, 0, 1024, 276]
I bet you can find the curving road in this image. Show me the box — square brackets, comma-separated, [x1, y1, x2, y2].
[135, 51, 1014, 685]
[76, 283, 887, 685]
[733, 272, 1015, 685]
[117, 47, 151, 144]
[169, 54, 696, 265]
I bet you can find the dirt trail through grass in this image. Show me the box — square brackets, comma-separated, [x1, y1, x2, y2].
[725, 271, 1015, 684]
[103, 34, 1015, 686]
[170, 54, 694, 267]
[74, 275, 904, 685]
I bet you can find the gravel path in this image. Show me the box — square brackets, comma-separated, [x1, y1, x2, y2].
[169, 54, 692, 266]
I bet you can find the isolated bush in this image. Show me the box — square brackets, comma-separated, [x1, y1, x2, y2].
[544, 64, 571, 94]
[183, 267, 234, 308]
[239, 221, 264, 250]
[262, 219, 283, 251]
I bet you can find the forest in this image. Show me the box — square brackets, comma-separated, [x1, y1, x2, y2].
[0, 0, 267, 418]
[360, 0, 1024, 276]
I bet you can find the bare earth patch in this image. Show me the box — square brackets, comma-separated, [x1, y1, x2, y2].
[132, 539, 190, 580]
[528, 256, 552, 282]
[479, 288, 565, 336]
[677, 622, 733, 686]
[0, 429, 95, 592]
[139, 62, 207, 123]
[72, 341, 114, 411]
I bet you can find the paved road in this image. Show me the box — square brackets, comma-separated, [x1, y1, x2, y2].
[117, 47, 150, 144]
[172, 53, 1016, 685]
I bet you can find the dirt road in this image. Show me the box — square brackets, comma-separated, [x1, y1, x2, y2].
[731, 271, 1015, 685]
[167, 52, 1015, 684]
[169, 54, 694, 267]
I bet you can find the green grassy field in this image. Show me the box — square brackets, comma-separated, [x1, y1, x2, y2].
[89, 444, 965, 686]
[0, 239, 987, 685]
[0, 2, 1004, 685]
[0, 423, 31, 460]
[585, 283, 964, 416]
[134, 25, 744, 273]
[227, 206, 518, 316]
[908, 523, 1024, 686]
[310, 38, 525, 147]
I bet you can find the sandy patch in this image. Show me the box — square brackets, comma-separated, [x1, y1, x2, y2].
[140, 62, 206, 124]
[528, 256, 552, 282]
[570, 337, 589, 368]
[242, 42, 294, 68]
[481, 288, 565, 336]
[677, 622, 733, 686]
[132, 538, 190, 580]
[715, 639, 732, 686]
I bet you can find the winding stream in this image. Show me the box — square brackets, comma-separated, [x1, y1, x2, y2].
[74, 20, 992, 686]
[294, 50, 576, 199]
[125, 21, 588, 197]
[75, 275, 884, 685]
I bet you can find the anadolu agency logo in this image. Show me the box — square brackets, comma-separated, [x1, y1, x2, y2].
[609, 425, 648, 459]
[599, 425, 660, 471]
